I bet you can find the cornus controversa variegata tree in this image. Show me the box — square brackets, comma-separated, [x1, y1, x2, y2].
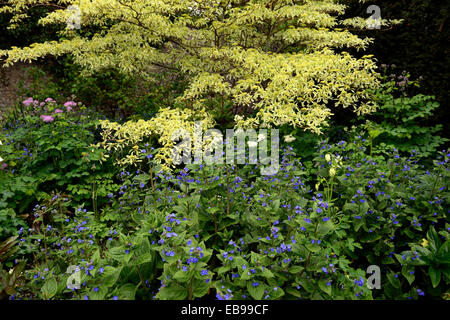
[0, 0, 400, 169]
[0, 0, 401, 130]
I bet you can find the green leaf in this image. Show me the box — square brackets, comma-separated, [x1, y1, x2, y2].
[427, 226, 441, 251]
[216, 265, 231, 275]
[90, 286, 107, 300]
[193, 278, 210, 298]
[361, 232, 382, 242]
[41, 277, 58, 299]
[317, 220, 333, 237]
[269, 287, 284, 299]
[318, 279, 332, 296]
[118, 283, 137, 300]
[158, 284, 188, 300]
[173, 269, 194, 282]
[102, 266, 122, 287]
[286, 286, 301, 297]
[292, 243, 308, 256]
[354, 218, 364, 232]
[133, 252, 154, 266]
[231, 256, 247, 269]
[289, 266, 304, 274]
[441, 266, 450, 281]
[429, 266, 441, 288]
[386, 272, 401, 289]
[260, 268, 275, 278]
[133, 174, 150, 182]
[108, 246, 126, 262]
[247, 282, 265, 300]
[436, 240, 450, 263]
[306, 243, 321, 253]
[401, 265, 415, 285]
[118, 265, 137, 283]
[300, 279, 314, 293]
[342, 202, 358, 213]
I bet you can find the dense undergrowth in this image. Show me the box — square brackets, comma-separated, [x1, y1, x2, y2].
[0, 79, 448, 300]
[0, 0, 448, 301]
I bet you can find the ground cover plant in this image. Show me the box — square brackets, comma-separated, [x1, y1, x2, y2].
[0, 0, 449, 302]
[0, 103, 448, 300]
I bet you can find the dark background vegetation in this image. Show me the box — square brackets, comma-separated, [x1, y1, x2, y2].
[343, 0, 449, 138]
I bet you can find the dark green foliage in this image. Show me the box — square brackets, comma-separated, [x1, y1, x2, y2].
[343, 0, 450, 139]
[0, 209, 26, 241]
[0, 7, 59, 50]
[366, 81, 449, 158]
[0, 98, 119, 215]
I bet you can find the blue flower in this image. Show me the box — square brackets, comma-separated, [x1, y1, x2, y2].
[200, 270, 209, 276]
[166, 232, 178, 238]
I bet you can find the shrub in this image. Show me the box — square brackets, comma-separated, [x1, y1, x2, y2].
[364, 77, 449, 158]
[1, 0, 402, 131]
[0, 97, 118, 214]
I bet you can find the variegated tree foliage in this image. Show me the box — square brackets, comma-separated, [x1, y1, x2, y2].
[0, 0, 401, 169]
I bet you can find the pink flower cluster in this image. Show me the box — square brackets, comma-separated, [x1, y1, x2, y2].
[22, 97, 39, 107]
[64, 101, 77, 112]
[40, 115, 55, 123]
[23, 98, 78, 123]
[22, 98, 77, 123]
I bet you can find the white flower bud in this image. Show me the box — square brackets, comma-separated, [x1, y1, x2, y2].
[284, 135, 296, 143]
[329, 167, 336, 177]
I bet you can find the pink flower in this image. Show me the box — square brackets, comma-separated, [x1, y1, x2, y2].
[64, 101, 77, 108]
[1, 162, 7, 171]
[45, 98, 55, 103]
[23, 98, 34, 106]
[40, 115, 55, 123]
[66, 106, 73, 112]
[54, 109, 64, 114]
